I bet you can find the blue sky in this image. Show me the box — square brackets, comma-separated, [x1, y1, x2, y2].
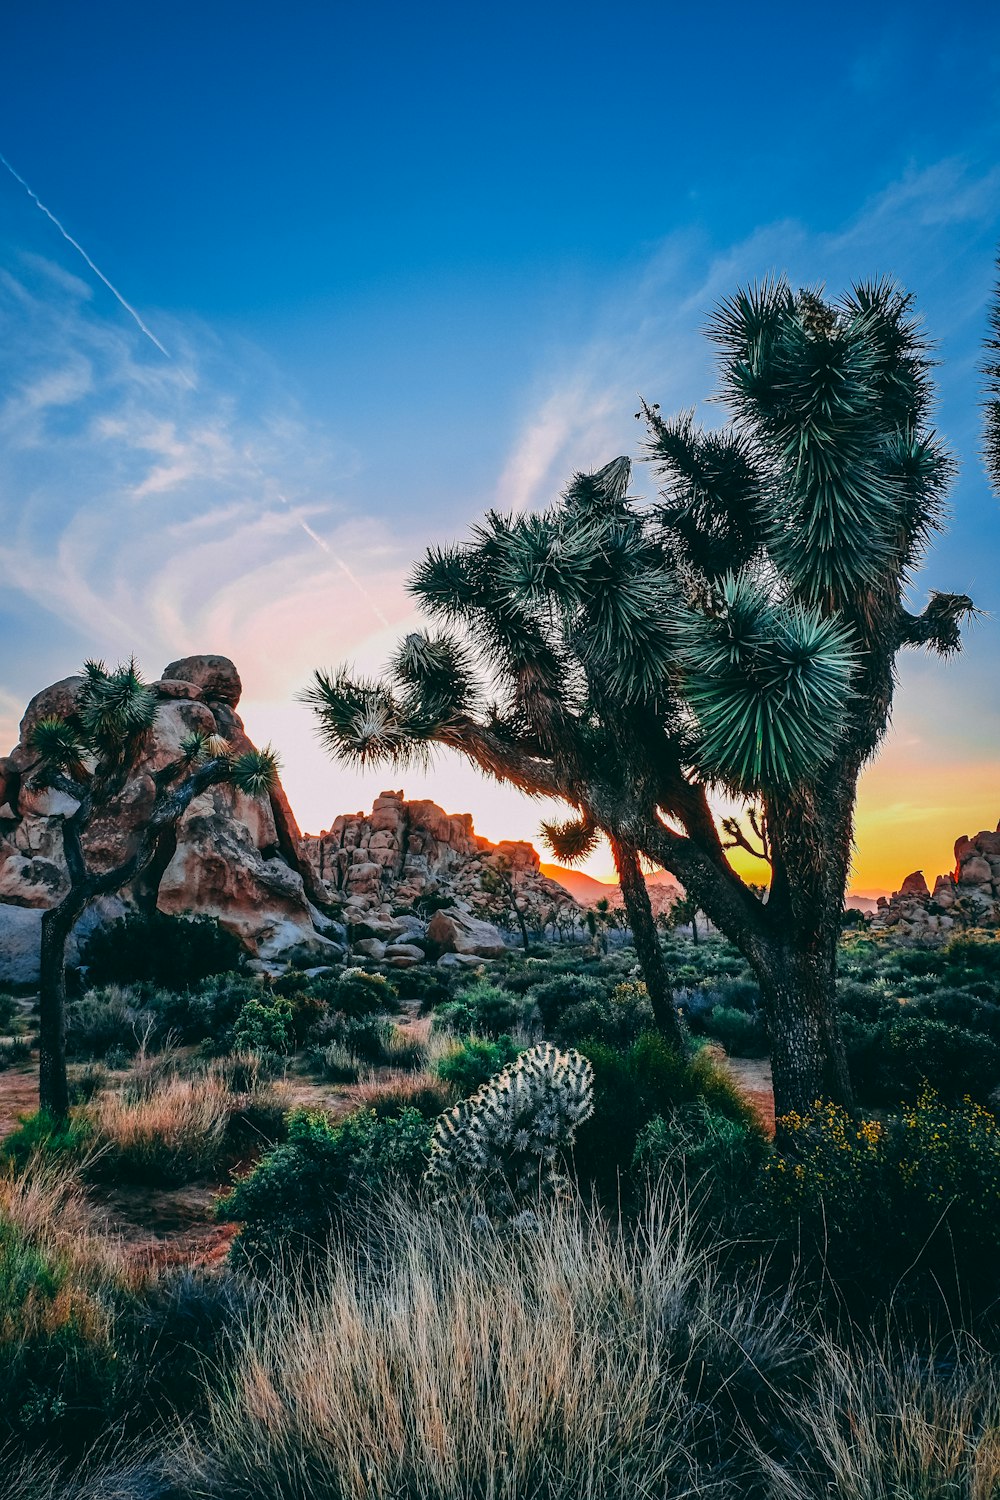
[1, 1, 999, 889]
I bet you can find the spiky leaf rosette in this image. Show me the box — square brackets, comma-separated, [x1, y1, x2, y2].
[541, 815, 600, 865]
[228, 746, 280, 798]
[425, 1043, 594, 1222]
[28, 716, 88, 782]
[676, 573, 856, 792]
[708, 280, 945, 605]
[302, 670, 418, 768]
[77, 659, 158, 757]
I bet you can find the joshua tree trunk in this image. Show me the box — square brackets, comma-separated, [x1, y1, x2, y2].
[611, 838, 685, 1051]
[38, 897, 84, 1118]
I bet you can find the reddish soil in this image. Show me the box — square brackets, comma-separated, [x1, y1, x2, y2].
[724, 1056, 776, 1137]
[0, 1063, 39, 1138]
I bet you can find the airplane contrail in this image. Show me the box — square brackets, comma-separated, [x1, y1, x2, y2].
[1, 148, 392, 630]
[1, 150, 171, 358]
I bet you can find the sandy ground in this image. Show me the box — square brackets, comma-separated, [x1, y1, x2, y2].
[722, 1056, 776, 1136]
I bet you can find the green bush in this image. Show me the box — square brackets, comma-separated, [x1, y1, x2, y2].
[82, 911, 246, 990]
[572, 1033, 757, 1196]
[435, 979, 526, 1037]
[0, 992, 19, 1031]
[436, 1035, 522, 1096]
[0, 1217, 118, 1452]
[529, 974, 609, 1032]
[700, 1005, 768, 1057]
[155, 971, 264, 1045]
[843, 1013, 1000, 1105]
[634, 1099, 766, 1214]
[767, 1091, 1000, 1308]
[65, 985, 154, 1060]
[331, 969, 399, 1018]
[0, 1036, 32, 1071]
[1, 1111, 92, 1172]
[553, 979, 655, 1049]
[220, 1106, 433, 1264]
[230, 997, 295, 1056]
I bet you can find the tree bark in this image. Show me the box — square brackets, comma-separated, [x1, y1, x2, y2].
[38, 900, 80, 1119]
[611, 838, 685, 1052]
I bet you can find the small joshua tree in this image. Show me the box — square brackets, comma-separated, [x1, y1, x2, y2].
[424, 1042, 594, 1221]
[24, 660, 278, 1118]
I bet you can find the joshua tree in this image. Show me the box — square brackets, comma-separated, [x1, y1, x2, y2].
[24, 660, 278, 1118]
[305, 279, 973, 1117]
[668, 892, 702, 946]
[478, 855, 532, 951]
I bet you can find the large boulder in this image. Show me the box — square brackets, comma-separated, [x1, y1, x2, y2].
[0, 655, 331, 983]
[0, 905, 43, 989]
[426, 908, 509, 959]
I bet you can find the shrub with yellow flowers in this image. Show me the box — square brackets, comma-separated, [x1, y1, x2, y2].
[766, 1088, 1000, 1311]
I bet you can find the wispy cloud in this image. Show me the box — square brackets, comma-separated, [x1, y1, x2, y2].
[0, 251, 406, 718]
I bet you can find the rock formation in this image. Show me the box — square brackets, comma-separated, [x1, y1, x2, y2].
[300, 790, 580, 966]
[873, 822, 1000, 938]
[0, 656, 341, 985]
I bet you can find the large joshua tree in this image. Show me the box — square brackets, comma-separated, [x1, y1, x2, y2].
[306, 279, 974, 1117]
[25, 660, 278, 1118]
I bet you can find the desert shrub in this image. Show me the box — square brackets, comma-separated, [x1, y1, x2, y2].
[836, 978, 896, 1024]
[356, 1076, 452, 1119]
[907, 986, 1000, 1042]
[231, 998, 295, 1057]
[312, 1041, 361, 1083]
[68, 1063, 108, 1104]
[0, 1163, 133, 1456]
[85, 1073, 233, 1185]
[395, 968, 454, 1010]
[0, 991, 20, 1031]
[434, 979, 527, 1037]
[425, 1044, 594, 1222]
[573, 1034, 757, 1196]
[700, 1005, 768, 1057]
[0, 1036, 32, 1071]
[331, 969, 399, 1018]
[178, 1188, 800, 1500]
[435, 1035, 522, 1096]
[221, 1107, 433, 1264]
[634, 1099, 766, 1215]
[82, 911, 246, 989]
[552, 978, 656, 1049]
[154, 970, 264, 1045]
[767, 1091, 1000, 1308]
[942, 934, 1000, 983]
[529, 974, 609, 1032]
[64, 985, 156, 1060]
[843, 1014, 1000, 1105]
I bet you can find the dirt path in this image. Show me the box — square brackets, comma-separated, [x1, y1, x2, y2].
[0, 1063, 38, 1138]
[723, 1055, 775, 1136]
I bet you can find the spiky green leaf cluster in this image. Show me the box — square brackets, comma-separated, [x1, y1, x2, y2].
[540, 815, 600, 865]
[425, 1043, 594, 1221]
[228, 746, 280, 798]
[77, 658, 158, 756]
[676, 574, 856, 792]
[28, 716, 87, 780]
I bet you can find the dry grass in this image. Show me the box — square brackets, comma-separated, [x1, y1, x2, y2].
[0, 1154, 133, 1290]
[85, 1057, 287, 1185]
[761, 1335, 1000, 1500]
[175, 1188, 799, 1500]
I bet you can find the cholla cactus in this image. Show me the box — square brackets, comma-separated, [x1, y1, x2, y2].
[424, 1043, 594, 1220]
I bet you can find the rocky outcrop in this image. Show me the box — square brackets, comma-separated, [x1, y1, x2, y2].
[0, 656, 341, 986]
[301, 790, 579, 964]
[873, 822, 1000, 938]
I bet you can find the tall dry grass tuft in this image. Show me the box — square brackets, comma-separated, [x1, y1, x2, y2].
[178, 1187, 801, 1500]
[761, 1334, 1000, 1500]
[86, 1057, 287, 1184]
[0, 1155, 134, 1290]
